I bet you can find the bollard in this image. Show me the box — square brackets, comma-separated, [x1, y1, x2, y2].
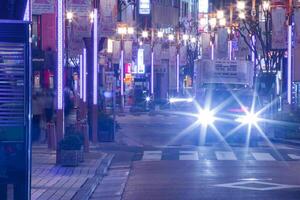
[81, 122, 89, 152]
[47, 122, 56, 150]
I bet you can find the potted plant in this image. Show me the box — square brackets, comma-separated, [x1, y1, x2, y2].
[59, 134, 83, 166]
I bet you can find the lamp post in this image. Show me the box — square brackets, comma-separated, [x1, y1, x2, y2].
[117, 26, 134, 111]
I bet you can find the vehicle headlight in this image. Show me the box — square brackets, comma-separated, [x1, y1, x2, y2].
[198, 109, 215, 125]
[235, 112, 259, 125]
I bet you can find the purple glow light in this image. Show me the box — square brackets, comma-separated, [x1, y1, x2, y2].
[57, 0, 64, 109]
[288, 25, 292, 104]
[120, 50, 124, 95]
[151, 51, 154, 95]
[93, 9, 98, 105]
[211, 42, 214, 60]
[176, 53, 180, 93]
[228, 40, 232, 60]
[83, 48, 87, 103]
[79, 54, 83, 99]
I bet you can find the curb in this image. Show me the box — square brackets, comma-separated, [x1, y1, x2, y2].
[270, 138, 300, 147]
[72, 153, 115, 200]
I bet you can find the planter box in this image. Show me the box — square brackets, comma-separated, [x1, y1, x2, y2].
[60, 150, 80, 166]
[98, 130, 114, 142]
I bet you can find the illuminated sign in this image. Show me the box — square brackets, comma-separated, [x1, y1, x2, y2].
[125, 63, 132, 74]
[137, 48, 145, 74]
[107, 39, 113, 53]
[199, 0, 208, 13]
[139, 0, 150, 15]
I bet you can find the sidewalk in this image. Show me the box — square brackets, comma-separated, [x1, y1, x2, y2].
[31, 144, 113, 200]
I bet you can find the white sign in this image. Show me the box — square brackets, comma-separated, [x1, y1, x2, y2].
[139, 0, 151, 15]
[137, 49, 145, 74]
[195, 59, 254, 86]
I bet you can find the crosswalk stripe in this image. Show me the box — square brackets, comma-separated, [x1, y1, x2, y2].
[142, 151, 162, 161]
[179, 151, 199, 160]
[252, 152, 276, 161]
[288, 154, 300, 160]
[215, 151, 237, 160]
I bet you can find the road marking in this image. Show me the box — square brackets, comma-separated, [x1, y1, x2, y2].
[179, 151, 199, 160]
[215, 151, 237, 160]
[252, 152, 276, 161]
[215, 180, 300, 191]
[142, 151, 162, 161]
[288, 154, 300, 160]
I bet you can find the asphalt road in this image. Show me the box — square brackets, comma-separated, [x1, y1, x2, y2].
[93, 111, 300, 200]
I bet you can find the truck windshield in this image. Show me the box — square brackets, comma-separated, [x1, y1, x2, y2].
[204, 90, 258, 112]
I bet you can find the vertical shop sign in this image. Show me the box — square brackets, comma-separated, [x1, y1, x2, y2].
[271, 7, 287, 49]
[216, 28, 228, 59]
[32, 0, 54, 14]
[293, 8, 300, 81]
[99, 0, 118, 37]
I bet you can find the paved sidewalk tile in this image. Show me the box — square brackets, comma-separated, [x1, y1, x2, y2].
[31, 144, 106, 200]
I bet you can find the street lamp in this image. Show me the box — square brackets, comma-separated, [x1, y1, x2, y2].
[127, 27, 135, 35]
[89, 11, 94, 23]
[217, 10, 224, 19]
[262, 1, 270, 11]
[157, 31, 164, 38]
[66, 11, 74, 23]
[209, 17, 217, 29]
[219, 18, 226, 26]
[238, 11, 246, 19]
[183, 34, 189, 41]
[168, 34, 175, 41]
[190, 37, 197, 43]
[117, 25, 134, 110]
[237, 1, 246, 10]
[142, 30, 149, 38]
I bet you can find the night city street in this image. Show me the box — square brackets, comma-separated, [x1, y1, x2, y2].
[91, 110, 300, 200]
[1, 0, 300, 200]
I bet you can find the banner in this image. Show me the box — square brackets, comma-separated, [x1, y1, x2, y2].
[112, 40, 120, 64]
[66, 0, 91, 13]
[124, 40, 132, 64]
[143, 43, 152, 66]
[293, 8, 300, 81]
[180, 45, 187, 66]
[153, 43, 161, 66]
[169, 45, 177, 66]
[216, 28, 228, 59]
[201, 33, 211, 59]
[41, 13, 56, 51]
[69, 15, 92, 57]
[32, 0, 55, 14]
[99, 0, 118, 37]
[271, 8, 287, 49]
[236, 30, 250, 60]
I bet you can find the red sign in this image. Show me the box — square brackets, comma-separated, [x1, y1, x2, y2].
[125, 63, 132, 74]
[41, 13, 56, 51]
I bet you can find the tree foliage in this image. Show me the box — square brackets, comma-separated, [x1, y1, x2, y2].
[235, 9, 285, 75]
